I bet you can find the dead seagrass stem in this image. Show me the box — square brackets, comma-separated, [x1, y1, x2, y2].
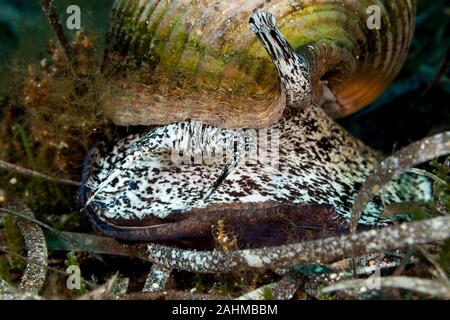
[39, 0, 76, 67]
[350, 131, 450, 233]
[322, 276, 450, 298]
[237, 273, 302, 300]
[0, 159, 81, 186]
[147, 216, 450, 273]
[143, 264, 172, 293]
[0, 201, 48, 294]
[45, 230, 148, 260]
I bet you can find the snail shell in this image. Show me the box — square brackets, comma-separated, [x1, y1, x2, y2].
[80, 106, 432, 245]
[102, 0, 416, 128]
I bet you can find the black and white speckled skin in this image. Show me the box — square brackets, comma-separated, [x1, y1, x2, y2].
[82, 102, 430, 226]
[80, 12, 432, 236]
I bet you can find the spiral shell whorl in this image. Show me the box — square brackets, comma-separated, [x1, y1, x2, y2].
[105, 0, 416, 127]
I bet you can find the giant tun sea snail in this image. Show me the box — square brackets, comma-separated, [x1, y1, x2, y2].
[80, 1, 431, 248]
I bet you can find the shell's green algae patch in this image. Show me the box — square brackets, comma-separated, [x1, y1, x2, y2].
[109, 26, 275, 98]
[107, 0, 280, 97]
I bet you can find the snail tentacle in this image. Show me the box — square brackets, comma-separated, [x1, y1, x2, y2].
[250, 12, 312, 108]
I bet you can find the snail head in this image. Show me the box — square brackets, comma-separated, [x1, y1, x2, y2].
[249, 11, 277, 33]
